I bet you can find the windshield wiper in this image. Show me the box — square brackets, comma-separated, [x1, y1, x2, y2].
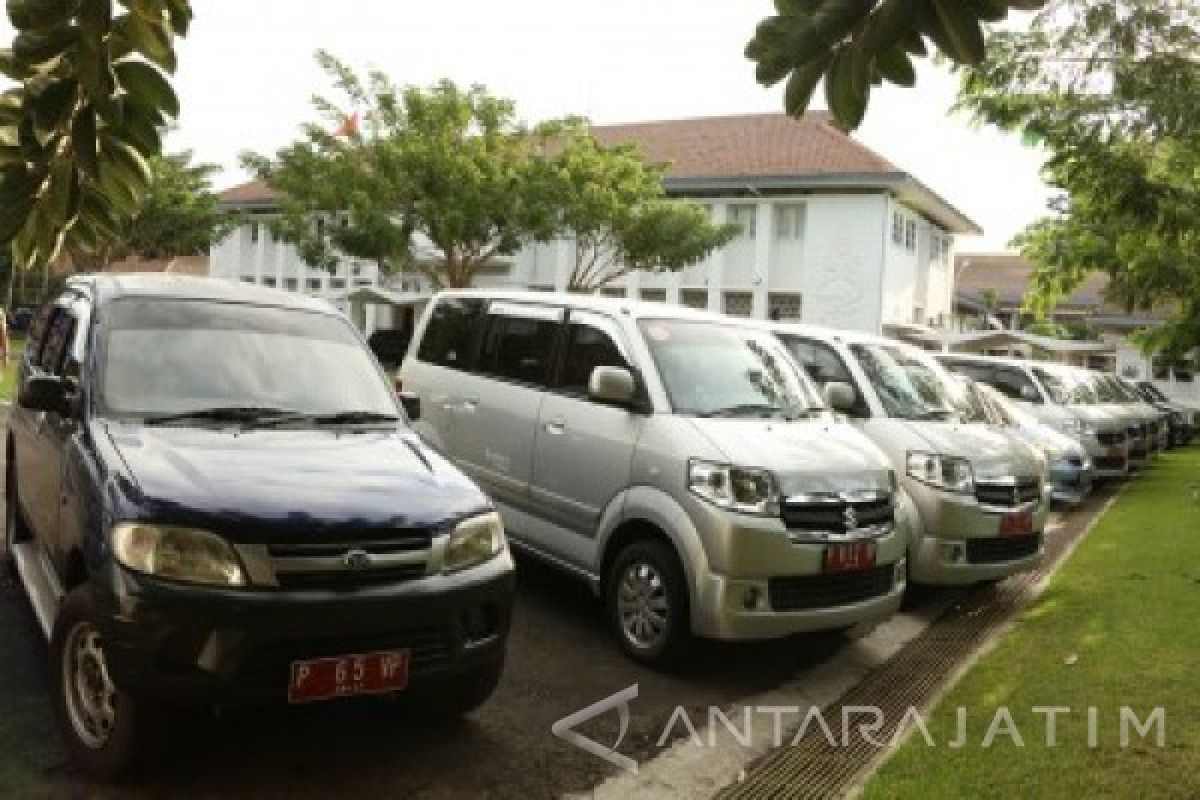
[143, 406, 301, 426]
[249, 410, 401, 428]
[697, 403, 795, 419]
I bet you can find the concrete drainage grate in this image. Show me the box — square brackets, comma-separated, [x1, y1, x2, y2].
[718, 487, 1118, 800]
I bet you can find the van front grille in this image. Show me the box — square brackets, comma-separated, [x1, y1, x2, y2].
[780, 493, 893, 533]
[768, 566, 894, 612]
[974, 479, 1040, 508]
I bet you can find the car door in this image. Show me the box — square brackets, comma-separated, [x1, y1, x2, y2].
[16, 300, 79, 549]
[450, 301, 562, 511]
[405, 296, 486, 455]
[530, 312, 645, 563]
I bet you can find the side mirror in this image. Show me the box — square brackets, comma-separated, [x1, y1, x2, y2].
[1020, 385, 1041, 403]
[19, 373, 72, 415]
[588, 366, 637, 406]
[823, 381, 857, 413]
[397, 391, 421, 422]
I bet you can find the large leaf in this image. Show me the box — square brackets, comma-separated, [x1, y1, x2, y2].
[825, 44, 870, 129]
[929, 0, 987, 64]
[114, 59, 178, 117]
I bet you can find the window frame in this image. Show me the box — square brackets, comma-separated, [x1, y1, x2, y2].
[551, 310, 635, 400]
[473, 302, 565, 390]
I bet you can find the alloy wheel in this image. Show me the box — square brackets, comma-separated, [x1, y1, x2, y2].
[62, 621, 118, 750]
[616, 561, 671, 650]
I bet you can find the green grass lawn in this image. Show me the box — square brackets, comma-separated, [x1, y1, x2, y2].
[863, 448, 1200, 799]
[1, 337, 24, 402]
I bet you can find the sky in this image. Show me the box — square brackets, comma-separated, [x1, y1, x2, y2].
[3, 0, 1054, 251]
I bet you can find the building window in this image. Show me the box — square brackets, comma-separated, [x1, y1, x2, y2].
[284, 278, 298, 291]
[240, 276, 255, 284]
[681, 289, 708, 310]
[723, 291, 752, 318]
[929, 233, 940, 262]
[912, 306, 925, 325]
[249, 223, 260, 244]
[307, 278, 322, 291]
[768, 293, 802, 321]
[355, 278, 373, 287]
[261, 276, 277, 288]
[774, 204, 806, 241]
[892, 212, 904, 245]
[904, 220, 917, 252]
[640, 289, 667, 303]
[330, 278, 346, 290]
[729, 204, 757, 239]
[599, 287, 626, 298]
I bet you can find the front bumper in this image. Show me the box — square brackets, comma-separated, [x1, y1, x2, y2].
[686, 501, 908, 641]
[904, 483, 1048, 586]
[1048, 460, 1093, 506]
[94, 553, 516, 705]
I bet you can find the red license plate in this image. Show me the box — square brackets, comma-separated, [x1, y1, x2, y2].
[288, 649, 411, 704]
[999, 509, 1034, 537]
[823, 541, 876, 573]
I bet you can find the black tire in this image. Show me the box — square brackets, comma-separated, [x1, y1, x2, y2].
[415, 658, 505, 717]
[605, 539, 692, 667]
[50, 586, 153, 779]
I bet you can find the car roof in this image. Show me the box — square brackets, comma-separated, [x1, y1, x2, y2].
[65, 273, 337, 314]
[934, 352, 1044, 370]
[755, 319, 921, 351]
[434, 289, 741, 324]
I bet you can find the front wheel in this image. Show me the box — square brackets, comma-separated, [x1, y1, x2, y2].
[605, 540, 692, 667]
[51, 587, 153, 779]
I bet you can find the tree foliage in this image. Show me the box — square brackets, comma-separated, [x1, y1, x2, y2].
[68, 149, 233, 268]
[243, 52, 568, 289]
[550, 124, 738, 292]
[0, 0, 191, 271]
[956, 0, 1200, 355]
[746, 0, 1047, 130]
[246, 53, 736, 292]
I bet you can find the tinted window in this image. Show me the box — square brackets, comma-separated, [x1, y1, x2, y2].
[416, 298, 482, 369]
[478, 314, 558, 386]
[943, 361, 993, 384]
[559, 321, 630, 395]
[781, 336, 866, 416]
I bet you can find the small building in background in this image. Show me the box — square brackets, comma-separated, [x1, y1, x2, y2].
[211, 112, 980, 339]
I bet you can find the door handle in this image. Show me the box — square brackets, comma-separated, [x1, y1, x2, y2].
[544, 416, 566, 435]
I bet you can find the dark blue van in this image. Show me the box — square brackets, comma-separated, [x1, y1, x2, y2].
[5, 274, 514, 777]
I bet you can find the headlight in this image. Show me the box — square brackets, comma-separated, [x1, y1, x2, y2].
[906, 452, 974, 494]
[443, 512, 506, 573]
[687, 460, 780, 516]
[111, 523, 246, 587]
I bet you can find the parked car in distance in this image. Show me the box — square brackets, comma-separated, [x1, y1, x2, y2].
[401, 291, 910, 666]
[967, 380, 1093, 506]
[768, 326, 1050, 586]
[5, 275, 515, 777]
[938, 354, 1132, 480]
[1082, 370, 1163, 465]
[1134, 381, 1195, 447]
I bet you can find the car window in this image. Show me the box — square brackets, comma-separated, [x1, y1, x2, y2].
[944, 361, 993, 385]
[779, 335, 866, 416]
[38, 309, 76, 375]
[559, 317, 631, 396]
[477, 312, 559, 387]
[26, 296, 66, 365]
[991, 368, 1038, 402]
[416, 298, 483, 369]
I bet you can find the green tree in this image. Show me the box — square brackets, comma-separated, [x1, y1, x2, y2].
[550, 125, 739, 292]
[956, 0, 1200, 356]
[0, 0, 191, 279]
[67, 149, 234, 269]
[243, 52, 568, 289]
[746, 0, 1047, 130]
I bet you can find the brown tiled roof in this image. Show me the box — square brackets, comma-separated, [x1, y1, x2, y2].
[220, 113, 901, 206]
[219, 179, 279, 205]
[955, 252, 1111, 309]
[591, 112, 900, 180]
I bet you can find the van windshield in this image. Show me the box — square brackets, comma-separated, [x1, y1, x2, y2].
[98, 299, 398, 421]
[638, 320, 822, 419]
[849, 343, 962, 421]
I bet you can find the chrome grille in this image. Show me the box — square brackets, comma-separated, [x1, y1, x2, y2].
[238, 531, 436, 590]
[780, 491, 893, 540]
[974, 478, 1040, 508]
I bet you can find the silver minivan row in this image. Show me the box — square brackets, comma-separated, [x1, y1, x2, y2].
[763, 326, 1050, 586]
[400, 292, 911, 664]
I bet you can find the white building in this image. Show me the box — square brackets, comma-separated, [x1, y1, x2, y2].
[213, 112, 980, 337]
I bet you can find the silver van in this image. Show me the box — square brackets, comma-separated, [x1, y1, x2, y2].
[400, 292, 908, 665]
[766, 326, 1049, 586]
[1073, 368, 1159, 468]
[939, 354, 1132, 479]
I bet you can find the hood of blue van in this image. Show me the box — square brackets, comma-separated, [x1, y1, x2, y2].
[102, 422, 491, 542]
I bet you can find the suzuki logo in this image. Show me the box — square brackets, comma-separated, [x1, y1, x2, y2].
[843, 505, 858, 530]
[343, 549, 373, 571]
[552, 684, 639, 772]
